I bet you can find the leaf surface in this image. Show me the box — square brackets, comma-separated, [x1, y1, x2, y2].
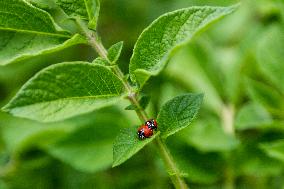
[2, 62, 124, 122]
[261, 140, 284, 163]
[113, 127, 159, 167]
[55, 0, 100, 29]
[129, 5, 237, 87]
[235, 103, 273, 130]
[257, 25, 284, 94]
[107, 41, 123, 64]
[157, 93, 203, 139]
[0, 0, 86, 65]
[46, 110, 126, 172]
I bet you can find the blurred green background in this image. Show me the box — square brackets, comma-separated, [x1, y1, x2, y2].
[1, 0, 284, 188]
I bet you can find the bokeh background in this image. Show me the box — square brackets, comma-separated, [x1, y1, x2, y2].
[1, 0, 284, 188]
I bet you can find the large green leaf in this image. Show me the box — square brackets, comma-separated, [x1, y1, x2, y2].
[0, 112, 75, 155]
[2, 62, 124, 122]
[260, 140, 284, 163]
[235, 103, 273, 130]
[257, 25, 284, 94]
[185, 118, 239, 152]
[55, 0, 100, 29]
[113, 127, 160, 167]
[0, 0, 86, 65]
[45, 109, 127, 173]
[245, 78, 284, 114]
[129, 5, 237, 87]
[157, 93, 203, 139]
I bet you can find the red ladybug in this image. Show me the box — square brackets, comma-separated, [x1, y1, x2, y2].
[137, 125, 153, 140]
[145, 119, 158, 130]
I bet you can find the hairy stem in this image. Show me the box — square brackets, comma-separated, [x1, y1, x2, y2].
[76, 19, 188, 189]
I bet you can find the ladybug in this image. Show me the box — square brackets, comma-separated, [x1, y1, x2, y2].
[145, 119, 158, 130]
[137, 125, 153, 140]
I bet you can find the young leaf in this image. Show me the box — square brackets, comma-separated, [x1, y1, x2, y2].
[92, 57, 109, 66]
[257, 25, 284, 94]
[113, 127, 160, 167]
[0, 0, 86, 65]
[129, 5, 238, 87]
[235, 103, 273, 130]
[157, 93, 203, 139]
[107, 41, 123, 64]
[2, 62, 124, 122]
[55, 0, 100, 29]
[260, 140, 284, 163]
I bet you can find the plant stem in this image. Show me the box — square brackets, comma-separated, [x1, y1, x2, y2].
[221, 104, 235, 189]
[155, 137, 188, 189]
[76, 19, 188, 189]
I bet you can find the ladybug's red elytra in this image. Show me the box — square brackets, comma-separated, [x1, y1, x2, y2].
[137, 119, 158, 140]
[137, 125, 153, 140]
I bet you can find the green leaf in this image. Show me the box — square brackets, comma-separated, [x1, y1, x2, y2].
[185, 119, 239, 152]
[92, 57, 109, 66]
[0, 0, 86, 65]
[157, 93, 203, 139]
[45, 110, 126, 173]
[260, 140, 284, 163]
[0, 112, 75, 155]
[107, 41, 123, 64]
[245, 78, 284, 112]
[26, 0, 57, 10]
[125, 95, 150, 110]
[257, 25, 284, 94]
[2, 62, 124, 122]
[173, 146, 224, 184]
[129, 5, 238, 87]
[113, 127, 160, 167]
[55, 0, 100, 29]
[235, 143, 283, 177]
[235, 103, 273, 130]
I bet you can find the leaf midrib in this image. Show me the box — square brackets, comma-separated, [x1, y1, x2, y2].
[0, 27, 71, 38]
[5, 94, 121, 110]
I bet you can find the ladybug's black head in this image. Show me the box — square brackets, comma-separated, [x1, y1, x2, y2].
[145, 119, 158, 130]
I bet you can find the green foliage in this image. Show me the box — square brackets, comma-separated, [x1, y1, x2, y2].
[129, 5, 237, 87]
[235, 103, 273, 130]
[55, 0, 100, 29]
[0, 0, 86, 65]
[0, 0, 284, 188]
[45, 110, 126, 172]
[107, 41, 123, 64]
[2, 62, 124, 122]
[261, 140, 284, 163]
[113, 128, 160, 167]
[157, 93, 203, 139]
[257, 25, 284, 94]
[185, 118, 239, 152]
[125, 95, 150, 110]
